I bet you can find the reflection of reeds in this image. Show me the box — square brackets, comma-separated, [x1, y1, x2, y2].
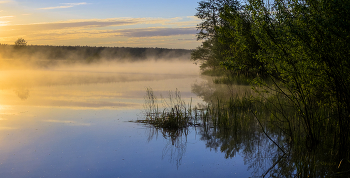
[142, 119, 189, 169]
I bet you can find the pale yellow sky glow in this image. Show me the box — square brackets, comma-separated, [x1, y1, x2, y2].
[0, 1, 202, 49]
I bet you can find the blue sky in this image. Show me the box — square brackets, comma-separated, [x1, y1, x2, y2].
[0, 0, 202, 49]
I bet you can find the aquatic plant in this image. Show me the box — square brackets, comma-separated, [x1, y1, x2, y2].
[140, 88, 204, 130]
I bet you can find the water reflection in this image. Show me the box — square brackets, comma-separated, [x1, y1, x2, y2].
[1, 59, 348, 177]
[192, 78, 350, 177]
[139, 76, 350, 177]
[0, 60, 201, 109]
[196, 77, 350, 177]
[146, 126, 188, 168]
[14, 88, 30, 100]
[1, 60, 256, 177]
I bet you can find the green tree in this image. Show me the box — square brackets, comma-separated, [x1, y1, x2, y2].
[192, 0, 240, 76]
[193, 0, 350, 162]
[216, 5, 265, 77]
[192, 0, 350, 174]
[247, 0, 350, 155]
[193, 0, 266, 79]
[14, 38, 27, 46]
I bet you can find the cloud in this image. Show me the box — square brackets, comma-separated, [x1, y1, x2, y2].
[0, 21, 10, 26]
[0, 16, 13, 18]
[0, 1, 12, 4]
[0, 17, 194, 33]
[117, 27, 197, 37]
[178, 38, 196, 41]
[40, 2, 87, 10]
[0, 16, 12, 26]
[62, 2, 87, 6]
[2, 18, 139, 31]
[24, 27, 196, 41]
[1, 16, 196, 30]
[0, 16, 201, 48]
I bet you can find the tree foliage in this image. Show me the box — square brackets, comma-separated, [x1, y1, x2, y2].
[193, 0, 350, 159]
[192, 0, 241, 75]
[192, 0, 267, 77]
[14, 38, 27, 46]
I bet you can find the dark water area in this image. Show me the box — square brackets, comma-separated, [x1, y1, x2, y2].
[0, 61, 349, 177]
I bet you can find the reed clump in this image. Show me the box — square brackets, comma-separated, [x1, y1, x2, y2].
[140, 88, 203, 130]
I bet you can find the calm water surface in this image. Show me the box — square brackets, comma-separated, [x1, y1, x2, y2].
[0, 61, 255, 177]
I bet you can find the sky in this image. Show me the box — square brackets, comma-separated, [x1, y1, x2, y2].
[0, 0, 202, 49]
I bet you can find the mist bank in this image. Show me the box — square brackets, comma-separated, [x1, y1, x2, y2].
[0, 45, 191, 68]
[0, 60, 200, 89]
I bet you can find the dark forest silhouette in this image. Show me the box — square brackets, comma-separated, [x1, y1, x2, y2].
[0, 44, 191, 62]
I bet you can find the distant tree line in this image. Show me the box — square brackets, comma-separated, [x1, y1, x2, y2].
[0, 43, 191, 62]
[193, 0, 350, 159]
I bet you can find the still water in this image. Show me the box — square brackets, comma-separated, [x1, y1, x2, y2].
[0, 61, 255, 177]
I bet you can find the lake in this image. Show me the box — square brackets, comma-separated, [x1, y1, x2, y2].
[0, 60, 257, 178]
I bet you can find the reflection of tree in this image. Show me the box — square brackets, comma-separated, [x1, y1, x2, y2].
[145, 126, 188, 169]
[138, 78, 350, 176]
[14, 88, 30, 100]
[191, 78, 350, 177]
[192, 78, 232, 103]
[193, 78, 285, 175]
[192, 77, 255, 105]
[199, 114, 285, 176]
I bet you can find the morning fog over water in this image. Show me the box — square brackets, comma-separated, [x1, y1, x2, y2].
[1, 55, 349, 177]
[0, 58, 258, 177]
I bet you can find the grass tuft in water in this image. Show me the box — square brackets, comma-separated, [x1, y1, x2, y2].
[139, 88, 204, 130]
